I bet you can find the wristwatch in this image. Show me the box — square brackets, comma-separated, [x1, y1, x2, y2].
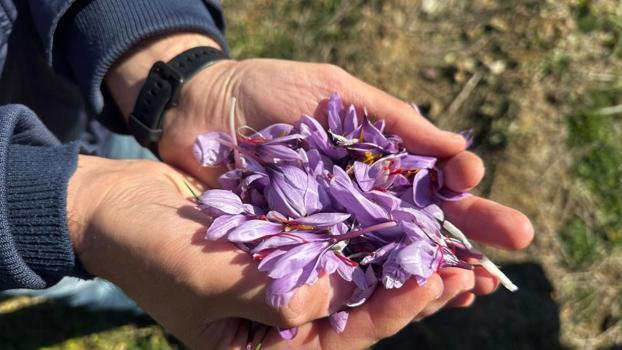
[128, 46, 228, 155]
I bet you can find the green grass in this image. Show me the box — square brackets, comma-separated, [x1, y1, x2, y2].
[227, 0, 367, 63]
[563, 85, 622, 268]
[573, 0, 622, 57]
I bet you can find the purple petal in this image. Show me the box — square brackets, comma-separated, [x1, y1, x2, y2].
[381, 263, 410, 289]
[327, 92, 344, 135]
[347, 267, 378, 307]
[343, 105, 358, 136]
[353, 161, 376, 192]
[306, 149, 333, 177]
[329, 311, 349, 333]
[242, 173, 268, 191]
[206, 214, 249, 240]
[460, 129, 474, 148]
[361, 242, 398, 265]
[199, 189, 246, 216]
[277, 327, 298, 340]
[257, 144, 302, 163]
[249, 189, 267, 208]
[257, 123, 294, 140]
[257, 249, 288, 271]
[266, 165, 321, 218]
[218, 169, 242, 191]
[193, 132, 233, 166]
[401, 221, 430, 241]
[381, 240, 411, 289]
[253, 235, 306, 252]
[329, 166, 388, 226]
[391, 207, 441, 236]
[253, 232, 327, 255]
[291, 212, 351, 227]
[365, 190, 402, 212]
[423, 204, 444, 221]
[412, 169, 434, 208]
[391, 174, 411, 188]
[268, 242, 326, 279]
[266, 251, 324, 307]
[436, 187, 471, 202]
[399, 154, 437, 170]
[396, 240, 441, 285]
[321, 251, 357, 281]
[298, 115, 347, 160]
[227, 220, 283, 242]
[359, 116, 392, 149]
[266, 210, 288, 223]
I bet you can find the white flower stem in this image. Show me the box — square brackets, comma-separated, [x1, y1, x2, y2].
[442, 220, 518, 292]
[229, 97, 241, 168]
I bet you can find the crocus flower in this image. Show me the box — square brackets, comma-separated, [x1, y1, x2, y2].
[193, 92, 516, 339]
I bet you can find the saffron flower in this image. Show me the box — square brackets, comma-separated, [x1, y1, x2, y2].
[193, 93, 517, 338]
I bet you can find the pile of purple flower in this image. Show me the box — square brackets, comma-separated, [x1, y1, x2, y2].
[192, 93, 514, 338]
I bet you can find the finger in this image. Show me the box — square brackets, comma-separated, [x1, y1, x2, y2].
[442, 196, 534, 250]
[447, 292, 476, 308]
[416, 268, 475, 320]
[440, 151, 485, 192]
[472, 266, 500, 295]
[316, 274, 444, 349]
[339, 81, 467, 158]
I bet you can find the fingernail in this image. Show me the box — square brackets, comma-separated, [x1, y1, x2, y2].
[444, 131, 467, 144]
[434, 288, 444, 300]
[430, 279, 444, 300]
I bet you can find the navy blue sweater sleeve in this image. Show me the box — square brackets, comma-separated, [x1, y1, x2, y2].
[54, 0, 227, 114]
[0, 104, 84, 290]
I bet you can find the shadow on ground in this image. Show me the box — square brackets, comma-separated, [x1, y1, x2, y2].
[374, 262, 565, 350]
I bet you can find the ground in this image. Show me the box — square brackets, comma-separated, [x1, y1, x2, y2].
[1, 0, 621, 349]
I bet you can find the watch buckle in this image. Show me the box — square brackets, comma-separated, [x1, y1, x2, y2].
[151, 61, 184, 107]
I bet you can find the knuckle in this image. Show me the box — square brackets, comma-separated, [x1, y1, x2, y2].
[274, 287, 325, 328]
[320, 63, 347, 76]
[318, 64, 350, 89]
[275, 291, 311, 328]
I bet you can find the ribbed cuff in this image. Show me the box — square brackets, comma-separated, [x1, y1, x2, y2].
[57, 0, 228, 114]
[3, 142, 88, 288]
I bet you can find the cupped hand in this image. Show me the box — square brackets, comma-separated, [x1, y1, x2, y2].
[67, 156, 445, 349]
[160, 58, 533, 308]
[106, 33, 534, 329]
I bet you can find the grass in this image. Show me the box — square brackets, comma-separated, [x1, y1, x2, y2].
[226, 0, 367, 63]
[563, 85, 622, 268]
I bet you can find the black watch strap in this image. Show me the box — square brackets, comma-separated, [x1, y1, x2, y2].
[128, 46, 228, 155]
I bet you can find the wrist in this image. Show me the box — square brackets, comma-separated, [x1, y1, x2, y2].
[158, 59, 238, 166]
[106, 32, 223, 118]
[66, 155, 120, 256]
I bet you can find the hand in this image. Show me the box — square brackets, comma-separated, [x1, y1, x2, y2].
[67, 156, 446, 349]
[106, 34, 534, 323]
